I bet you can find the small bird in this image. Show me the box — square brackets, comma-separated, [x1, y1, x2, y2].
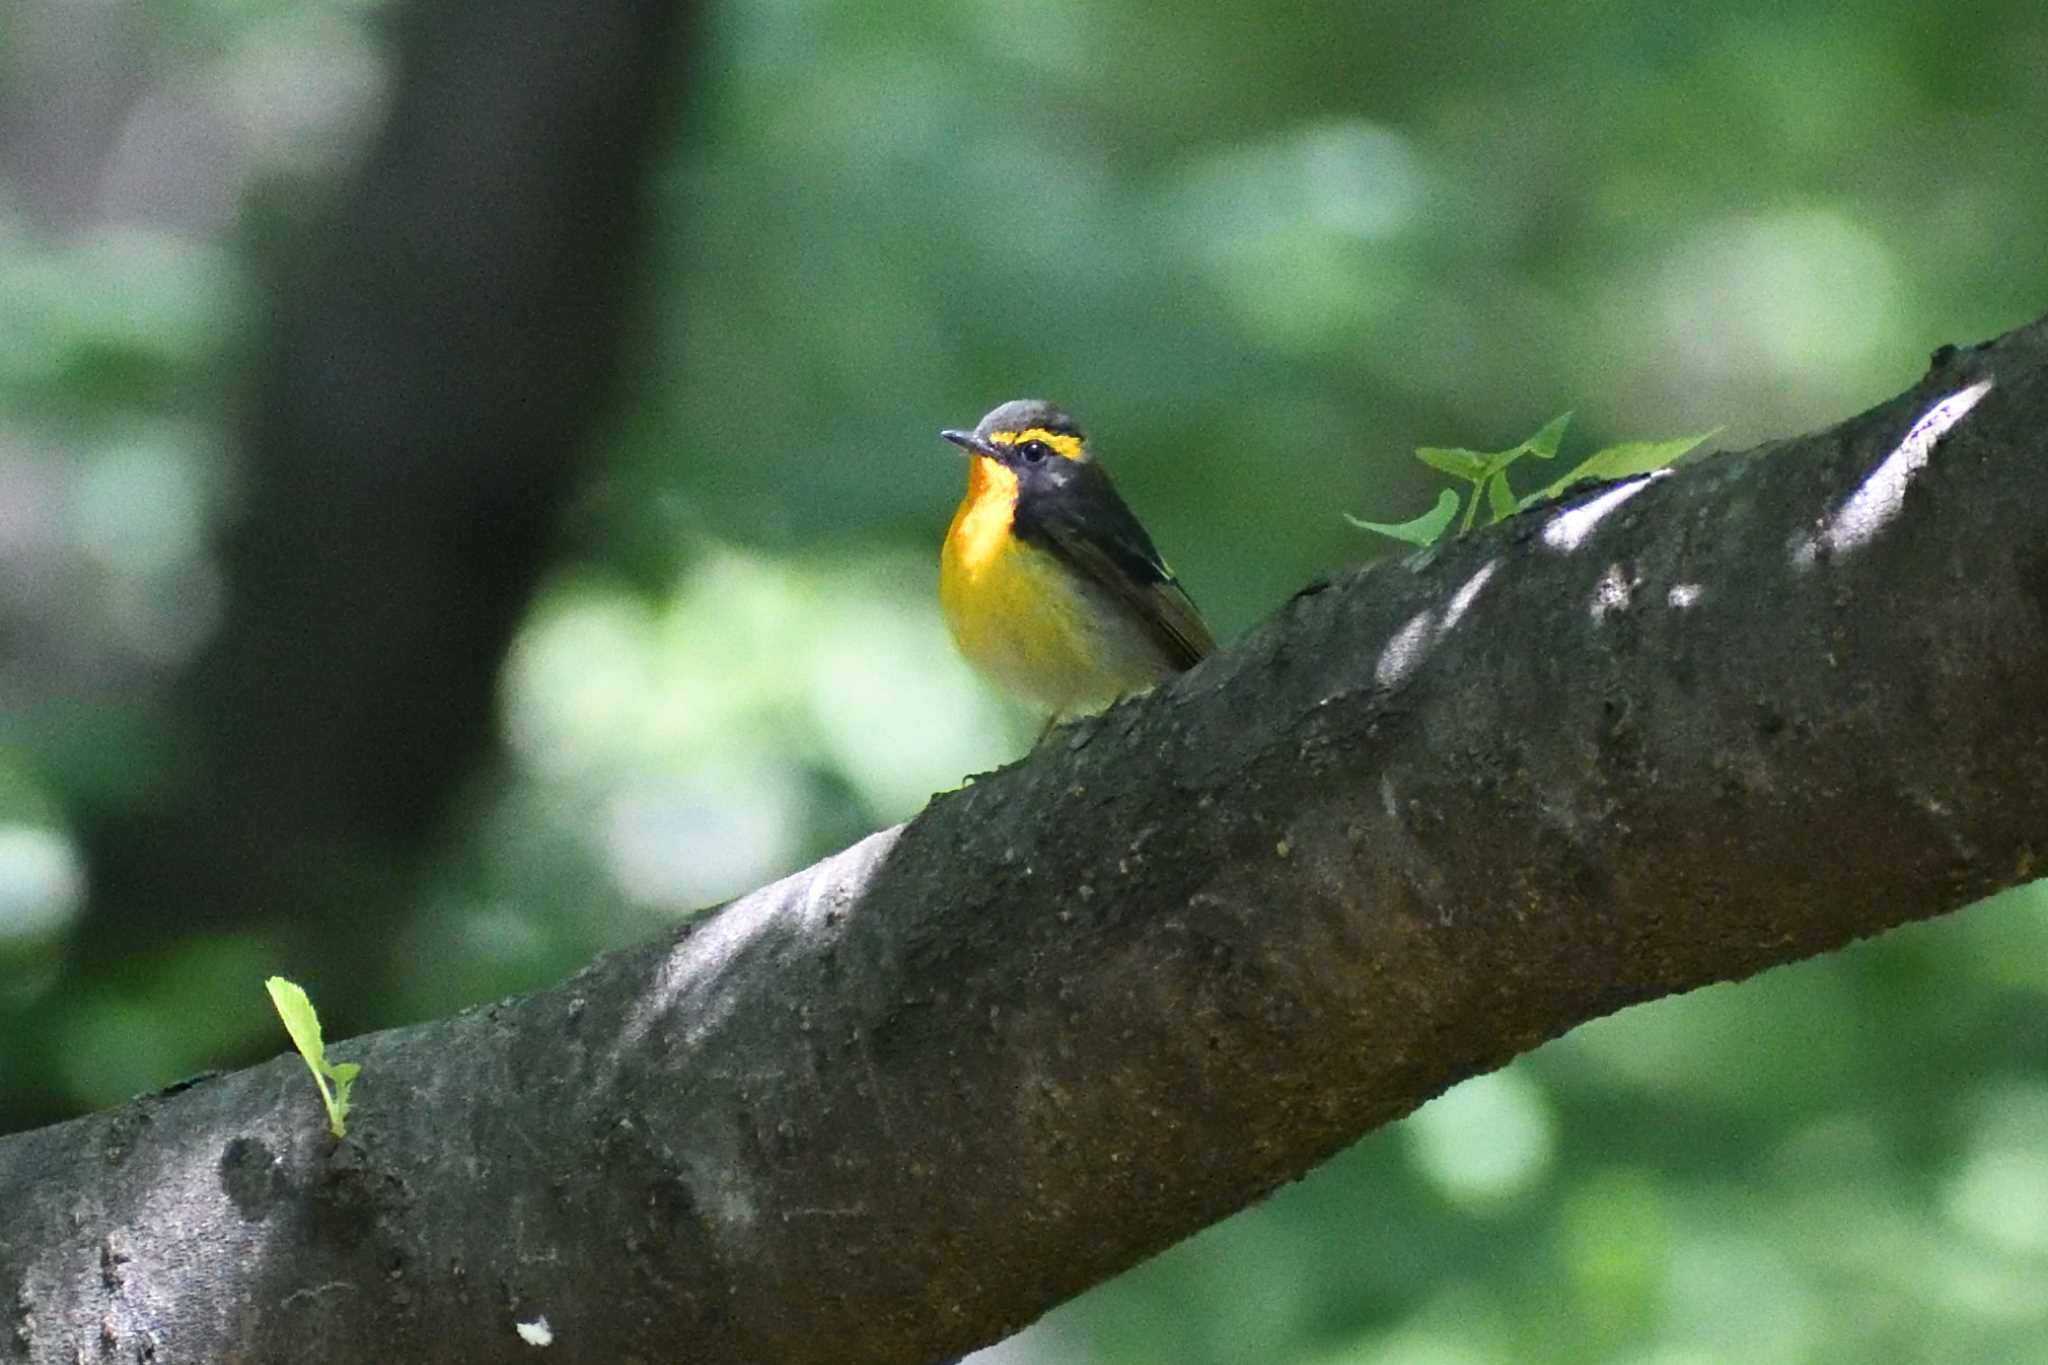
[939, 399, 1214, 729]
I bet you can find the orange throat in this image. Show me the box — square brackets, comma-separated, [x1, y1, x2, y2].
[943, 455, 1019, 581]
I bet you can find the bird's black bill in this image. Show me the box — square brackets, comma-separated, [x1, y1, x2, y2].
[941, 429, 1001, 459]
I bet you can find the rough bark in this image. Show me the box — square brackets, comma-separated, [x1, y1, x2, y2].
[6, 316, 2047, 1365]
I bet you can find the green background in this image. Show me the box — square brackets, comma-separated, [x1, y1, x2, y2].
[5, 0, 2048, 1360]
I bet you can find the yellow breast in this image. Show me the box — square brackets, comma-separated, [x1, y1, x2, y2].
[940, 456, 1173, 717]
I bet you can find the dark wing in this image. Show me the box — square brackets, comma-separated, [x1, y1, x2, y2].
[1016, 461, 1215, 670]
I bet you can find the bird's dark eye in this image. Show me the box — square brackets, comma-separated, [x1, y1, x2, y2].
[1018, 440, 1051, 464]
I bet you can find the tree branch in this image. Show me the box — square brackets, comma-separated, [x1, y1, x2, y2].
[7, 316, 2047, 1364]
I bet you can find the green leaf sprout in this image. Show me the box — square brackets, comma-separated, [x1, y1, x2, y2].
[1354, 414, 1718, 547]
[265, 975, 360, 1139]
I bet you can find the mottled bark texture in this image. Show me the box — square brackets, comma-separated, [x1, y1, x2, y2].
[7, 315, 2048, 1364]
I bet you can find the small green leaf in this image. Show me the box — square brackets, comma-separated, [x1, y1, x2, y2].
[1414, 446, 1489, 481]
[1521, 411, 1574, 462]
[266, 975, 356, 1138]
[1368, 413, 1705, 545]
[266, 975, 325, 1066]
[328, 1062, 361, 1127]
[1475, 412, 1572, 487]
[1483, 471, 1518, 525]
[1346, 488, 1460, 546]
[1528, 429, 1719, 505]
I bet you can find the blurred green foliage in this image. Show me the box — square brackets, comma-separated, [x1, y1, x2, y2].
[3, 0, 2048, 1359]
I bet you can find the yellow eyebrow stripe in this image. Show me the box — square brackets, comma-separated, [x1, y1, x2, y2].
[989, 428, 1086, 462]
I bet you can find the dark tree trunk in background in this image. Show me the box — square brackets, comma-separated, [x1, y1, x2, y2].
[76, 0, 697, 1001]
